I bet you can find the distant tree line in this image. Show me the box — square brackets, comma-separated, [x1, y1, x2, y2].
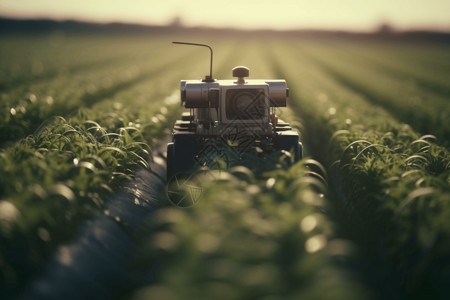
[0, 17, 449, 43]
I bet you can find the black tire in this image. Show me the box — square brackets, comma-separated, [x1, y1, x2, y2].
[166, 143, 174, 181]
[173, 132, 197, 175]
[276, 134, 302, 162]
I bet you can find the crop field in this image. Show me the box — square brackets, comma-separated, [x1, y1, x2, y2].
[0, 32, 449, 299]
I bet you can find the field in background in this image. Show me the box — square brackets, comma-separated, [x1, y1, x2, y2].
[0, 32, 449, 299]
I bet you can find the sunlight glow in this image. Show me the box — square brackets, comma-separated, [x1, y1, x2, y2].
[0, 0, 450, 31]
[0, 201, 20, 235]
[305, 234, 327, 253]
[0, 0, 449, 31]
[300, 215, 318, 233]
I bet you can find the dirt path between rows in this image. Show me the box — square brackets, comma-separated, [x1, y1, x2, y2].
[20, 152, 168, 300]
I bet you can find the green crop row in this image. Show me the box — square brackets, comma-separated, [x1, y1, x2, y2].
[319, 41, 450, 97]
[130, 154, 370, 300]
[0, 59, 196, 293]
[0, 35, 172, 90]
[0, 102, 179, 296]
[0, 35, 200, 147]
[294, 40, 450, 146]
[270, 40, 450, 298]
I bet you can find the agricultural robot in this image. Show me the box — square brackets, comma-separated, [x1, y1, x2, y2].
[166, 42, 302, 180]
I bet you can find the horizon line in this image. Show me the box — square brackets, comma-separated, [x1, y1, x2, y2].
[1, 14, 450, 34]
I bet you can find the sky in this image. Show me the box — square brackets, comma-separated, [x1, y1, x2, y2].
[1, 0, 449, 31]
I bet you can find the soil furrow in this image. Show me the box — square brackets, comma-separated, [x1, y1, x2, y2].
[20, 152, 168, 300]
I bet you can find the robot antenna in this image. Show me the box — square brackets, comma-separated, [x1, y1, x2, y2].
[173, 41, 214, 82]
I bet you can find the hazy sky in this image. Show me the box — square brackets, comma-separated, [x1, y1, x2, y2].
[1, 0, 449, 31]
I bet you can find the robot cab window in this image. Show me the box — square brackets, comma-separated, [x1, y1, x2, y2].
[226, 89, 266, 120]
